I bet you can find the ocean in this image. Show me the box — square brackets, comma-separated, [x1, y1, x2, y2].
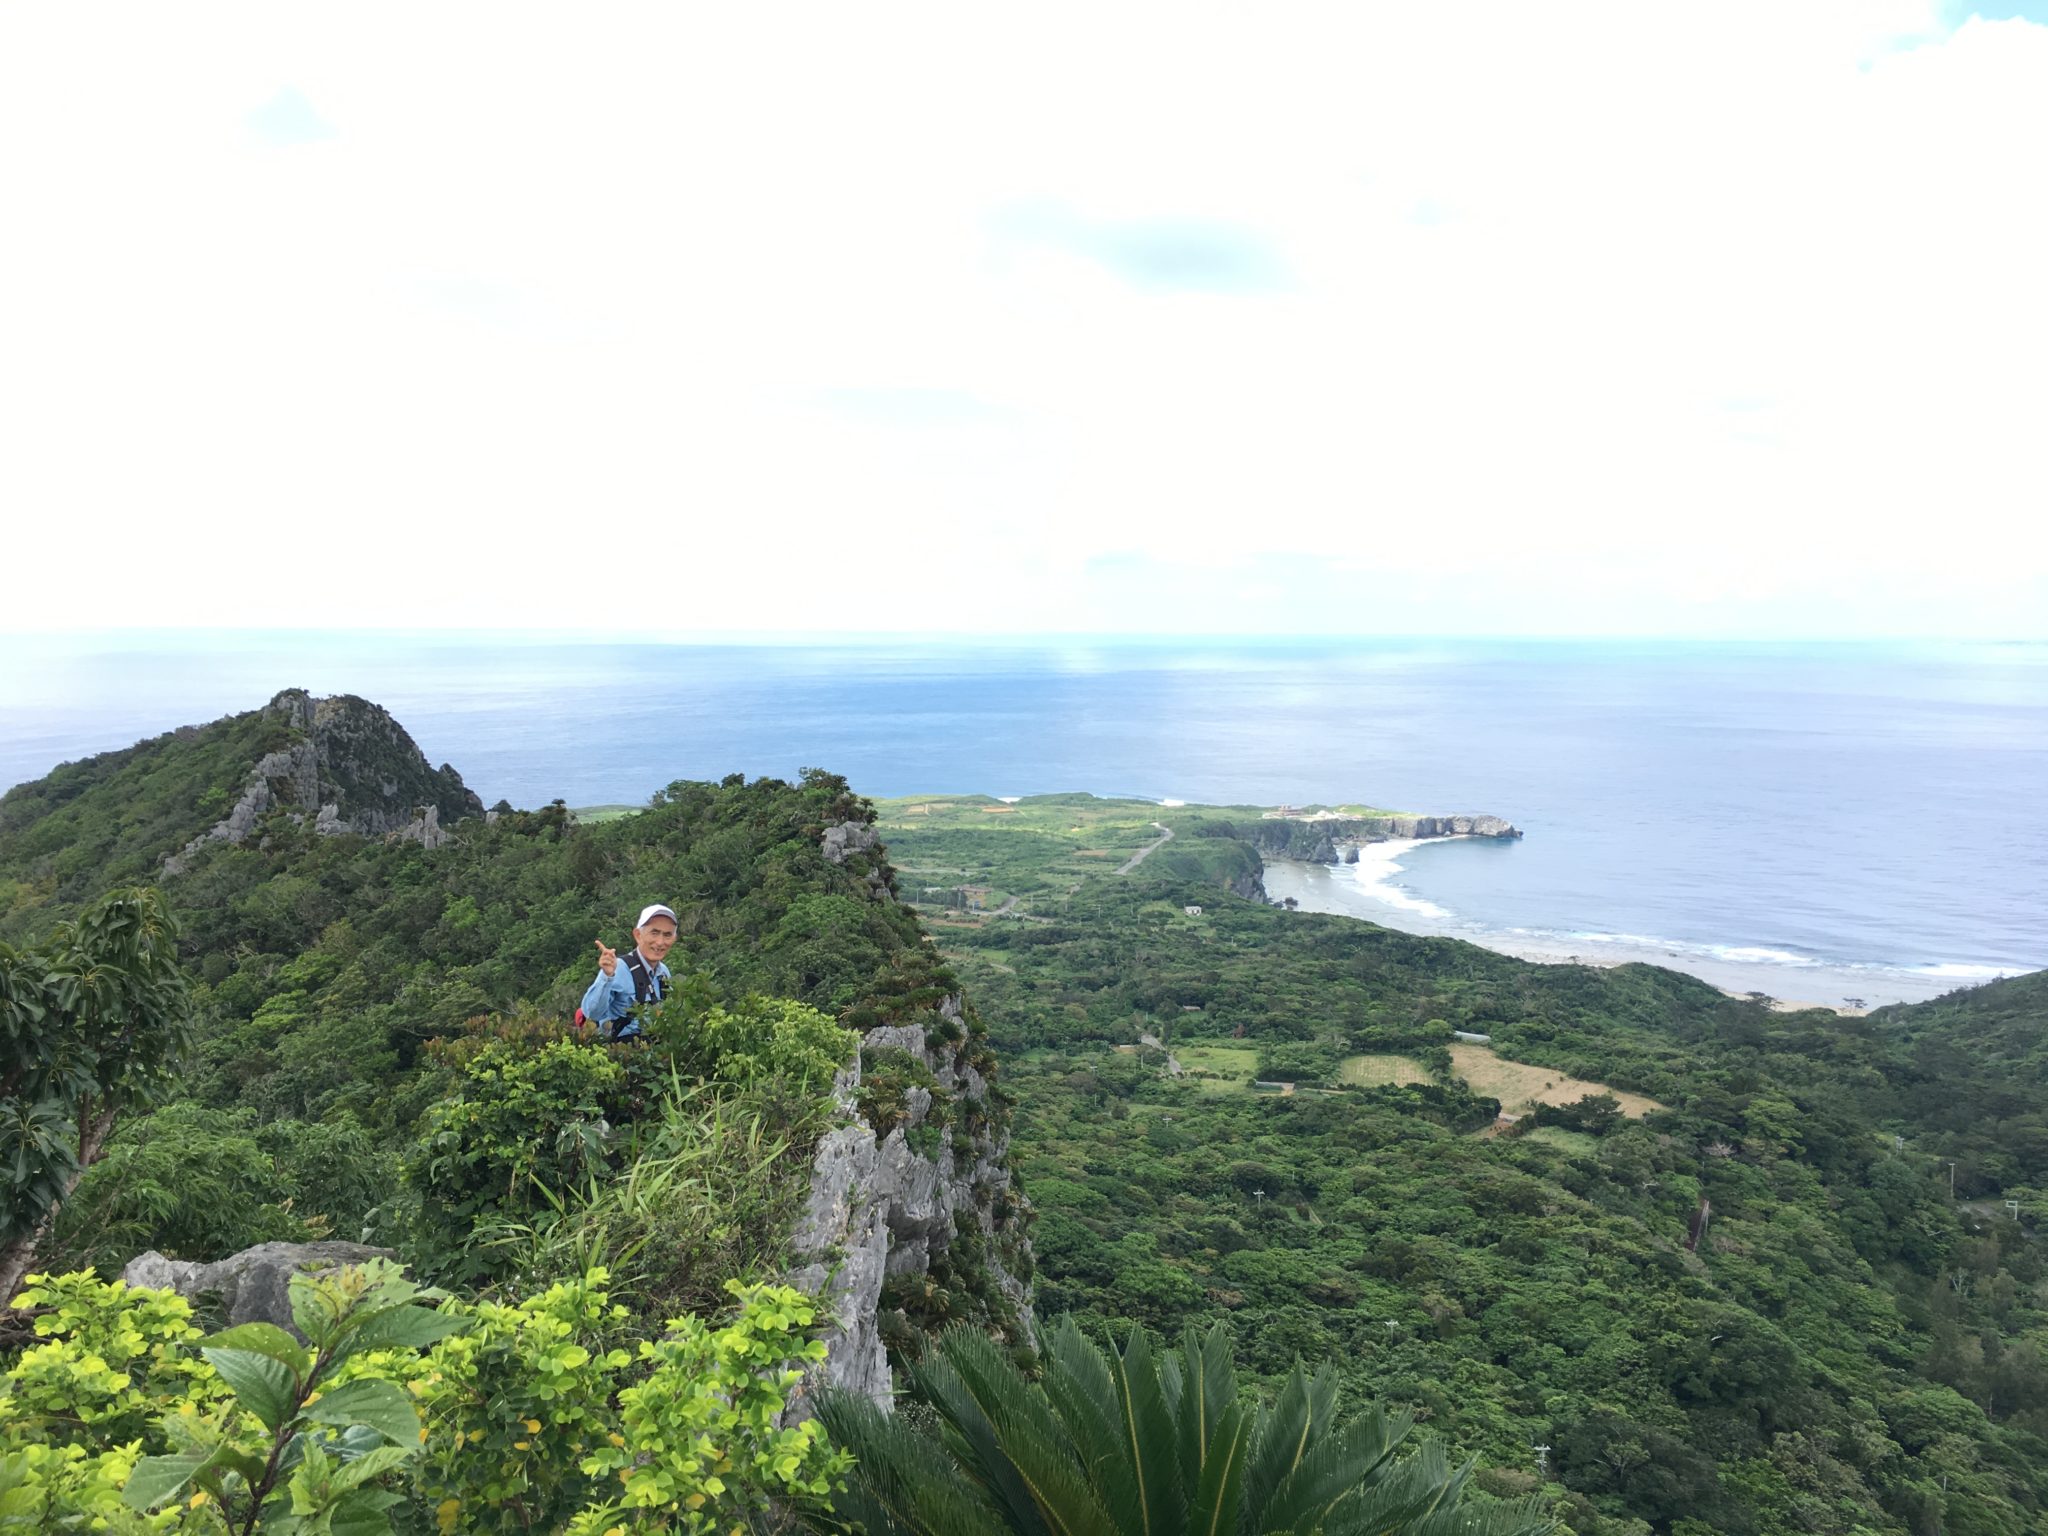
[2, 632, 2042, 1008]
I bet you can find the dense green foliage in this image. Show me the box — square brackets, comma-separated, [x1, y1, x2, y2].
[6, 713, 2046, 1536]
[0, 709, 293, 914]
[0, 1261, 842, 1534]
[878, 794, 2048, 1536]
[0, 746, 1020, 1333]
[0, 888, 194, 1297]
[398, 991, 850, 1292]
[813, 1315, 1555, 1535]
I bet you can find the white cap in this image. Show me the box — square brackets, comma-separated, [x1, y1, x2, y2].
[636, 904, 678, 929]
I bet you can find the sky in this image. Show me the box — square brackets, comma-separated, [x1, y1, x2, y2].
[3, 2, 2045, 639]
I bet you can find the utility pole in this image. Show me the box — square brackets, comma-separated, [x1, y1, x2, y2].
[1532, 1445, 1550, 1478]
[1948, 1161, 1957, 1199]
[2006, 1199, 2022, 1220]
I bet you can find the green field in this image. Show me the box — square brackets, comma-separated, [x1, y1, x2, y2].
[1172, 1043, 1259, 1091]
[871, 793, 1313, 913]
[1336, 1053, 1434, 1087]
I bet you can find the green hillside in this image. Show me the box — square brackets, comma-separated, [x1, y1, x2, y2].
[5, 731, 2045, 1535]
[880, 792, 2048, 1536]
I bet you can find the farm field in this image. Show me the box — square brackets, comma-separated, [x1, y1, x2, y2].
[1448, 1042, 1665, 1117]
[1336, 1053, 1434, 1087]
[1173, 1043, 1259, 1092]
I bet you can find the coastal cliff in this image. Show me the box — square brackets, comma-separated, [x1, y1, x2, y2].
[1249, 813, 1520, 865]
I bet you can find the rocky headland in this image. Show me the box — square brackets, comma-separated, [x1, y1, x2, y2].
[1248, 813, 1521, 865]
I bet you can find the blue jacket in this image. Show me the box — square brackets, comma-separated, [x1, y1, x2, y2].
[581, 951, 670, 1039]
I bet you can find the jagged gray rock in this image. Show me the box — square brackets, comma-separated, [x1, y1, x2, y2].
[819, 820, 895, 901]
[819, 821, 879, 864]
[786, 1120, 893, 1409]
[787, 1002, 1032, 1415]
[165, 691, 482, 873]
[121, 1241, 395, 1336]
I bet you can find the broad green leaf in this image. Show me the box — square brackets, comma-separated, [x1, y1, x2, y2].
[204, 1346, 299, 1432]
[304, 1379, 422, 1446]
[207, 1446, 270, 1489]
[1107, 1328, 1186, 1536]
[204, 1322, 311, 1380]
[329, 1486, 405, 1536]
[332, 1445, 414, 1491]
[1187, 1404, 1247, 1536]
[289, 1273, 345, 1348]
[346, 1304, 469, 1353]
[122, 1452, 207, 1511]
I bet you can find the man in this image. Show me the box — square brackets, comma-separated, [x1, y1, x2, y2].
[581, 902, 679, 1041]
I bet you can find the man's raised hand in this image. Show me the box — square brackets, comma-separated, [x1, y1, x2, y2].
[595, 939, 618, 977]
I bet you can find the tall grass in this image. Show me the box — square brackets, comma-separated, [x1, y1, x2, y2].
[477, 1078, 828, 1320]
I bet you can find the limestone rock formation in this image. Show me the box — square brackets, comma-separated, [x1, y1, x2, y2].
[166, 690, 483, 872]
[819, 818, 895, 902]
[1249, 812, 1522, 865]
[788, 995, 1032, 1411]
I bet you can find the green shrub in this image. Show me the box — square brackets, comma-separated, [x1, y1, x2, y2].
[475, 1084, 825, 1317]
[1, 1264, 844, 1535]
[644, 993, 853, 1097]
[857, 1048, 942, 1139]
[405, 1039, 625, 1283]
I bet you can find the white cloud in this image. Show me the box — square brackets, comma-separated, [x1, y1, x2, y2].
[0, 1, 2043, 636]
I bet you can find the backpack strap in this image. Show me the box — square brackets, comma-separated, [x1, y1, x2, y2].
[620, 950, 665, 1006]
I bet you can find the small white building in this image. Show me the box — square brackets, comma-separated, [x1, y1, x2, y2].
[1184, 905, 1203, 917]
[1453, 1030, 1492, 1044]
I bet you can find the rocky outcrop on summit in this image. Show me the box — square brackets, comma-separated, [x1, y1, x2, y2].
[1249, 813, 1520, 865]
[165, 690, 482, 873]
[786, 817, 1030, 1410]
[820, 818, 896, 902]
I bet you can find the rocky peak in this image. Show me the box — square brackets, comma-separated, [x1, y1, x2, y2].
[165, 690, 484, 872]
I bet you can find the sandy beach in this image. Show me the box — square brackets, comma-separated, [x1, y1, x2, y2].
[1257, 843, 1999, 1012]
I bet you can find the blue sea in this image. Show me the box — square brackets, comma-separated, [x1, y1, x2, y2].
[3, 632, 2043, 1008]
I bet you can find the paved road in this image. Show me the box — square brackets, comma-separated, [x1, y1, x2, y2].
[1117, 822, 1174, 874]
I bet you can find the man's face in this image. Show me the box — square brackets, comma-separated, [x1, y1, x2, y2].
[635, 918, 679, 961]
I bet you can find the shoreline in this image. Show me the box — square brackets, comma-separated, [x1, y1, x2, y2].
[1257, 845, 2021, 1013]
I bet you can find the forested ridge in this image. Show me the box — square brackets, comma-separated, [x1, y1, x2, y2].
[0, 704, 2042, 1535]
[872, 794, 2048, 1536]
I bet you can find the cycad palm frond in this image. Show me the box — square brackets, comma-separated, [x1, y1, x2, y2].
[1041, 1317, 1150, 1534]
[910, 1325, 1115, 1536]
[810, 1389, 1006, 1536]
[1102, 1324, 1191, 1536]
[1322, 1440, 1481, 1536]
[1254, 1399, 1413, 1533]
[809, 1319, 1559, 1536]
